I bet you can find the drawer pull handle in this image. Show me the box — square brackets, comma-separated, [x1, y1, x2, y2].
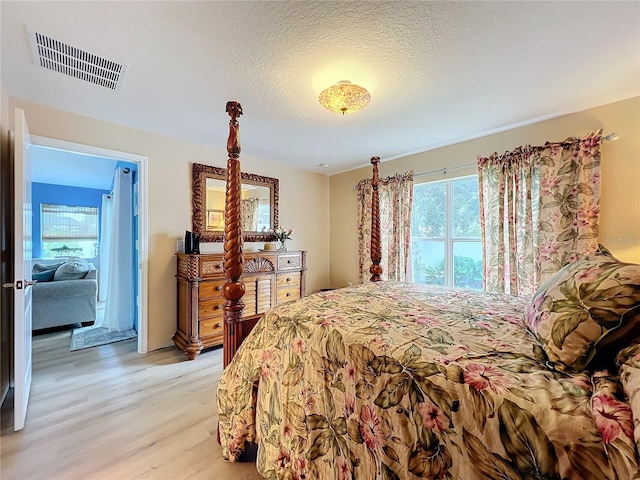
[286, 292, 291, 297]
[215, 323, 221, 329]
[287, 260, 292, 264]
[286, 277, 291, 282]
[216, 304, 223, 309]
[216, 285, 222, 291]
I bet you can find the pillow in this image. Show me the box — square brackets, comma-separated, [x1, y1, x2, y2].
[32, 262, 63, 273]
[616, 344, 640, 454]
[32, 270, 55, 282]
[525, 252, 640, 372]
[595, 243, 615, 257]
[53, 257, 90, 281]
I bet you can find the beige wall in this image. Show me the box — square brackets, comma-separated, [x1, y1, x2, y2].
[6, 96, 638, 348]
[330, 97, 640, 288]
[9, 98, 330, 352]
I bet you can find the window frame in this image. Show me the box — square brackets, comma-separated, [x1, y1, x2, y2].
[412, 174, 482, 288]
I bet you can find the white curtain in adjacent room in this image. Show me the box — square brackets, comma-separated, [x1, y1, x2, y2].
[97, 167, 135, 332]
[98, 194, 112, 302]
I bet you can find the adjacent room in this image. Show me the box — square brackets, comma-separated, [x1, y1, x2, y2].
[30, 145, 140, 351]
[1, 1, 639, 479]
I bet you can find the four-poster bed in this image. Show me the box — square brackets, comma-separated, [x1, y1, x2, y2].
[217, 102, 640, 478]
[220, 102, 383, 364]
[221, 100, 247, 367]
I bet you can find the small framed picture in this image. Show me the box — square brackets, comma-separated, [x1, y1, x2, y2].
[207, 210, 224, 230]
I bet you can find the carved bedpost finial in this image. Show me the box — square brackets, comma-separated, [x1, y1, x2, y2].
[369, 156, 383, 282]
[226, 101, 243, 158]
[226, 100, 243, 121]
[223, 101, 246, 368]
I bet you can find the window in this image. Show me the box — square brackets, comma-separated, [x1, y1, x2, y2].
[41, 204, 99, 258]
[411, 175, 483, 289]
[257, 203, 271, 232]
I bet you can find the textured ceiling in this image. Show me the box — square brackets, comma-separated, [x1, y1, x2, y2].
[2, 1, 639, 175]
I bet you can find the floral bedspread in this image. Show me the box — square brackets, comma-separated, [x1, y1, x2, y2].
[217, 282, 639, 479]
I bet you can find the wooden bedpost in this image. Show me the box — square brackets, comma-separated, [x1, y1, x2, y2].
[369, 156, 383, 282]
[223, 101, 246, 368]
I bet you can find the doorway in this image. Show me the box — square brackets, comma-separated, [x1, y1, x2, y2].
[30, 135, 148, 353]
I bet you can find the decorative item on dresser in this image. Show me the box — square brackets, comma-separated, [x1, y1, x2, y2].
[173, 250, 306, 360]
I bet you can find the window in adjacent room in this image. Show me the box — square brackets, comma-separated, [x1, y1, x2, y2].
[411, 175, 483, 289]
[41, 203, 99, 258]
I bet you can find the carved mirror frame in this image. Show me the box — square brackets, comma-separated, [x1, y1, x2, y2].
[192, 162, 279, 243]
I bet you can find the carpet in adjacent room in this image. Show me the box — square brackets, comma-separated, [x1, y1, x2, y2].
[70, 326, 137, 351]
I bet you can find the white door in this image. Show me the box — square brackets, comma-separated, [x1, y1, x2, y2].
[12, 108, 33, 431]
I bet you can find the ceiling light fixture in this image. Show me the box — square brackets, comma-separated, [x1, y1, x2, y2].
[319, 80, 370, 115]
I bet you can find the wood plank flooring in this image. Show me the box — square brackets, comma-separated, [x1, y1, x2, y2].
[0, 329, 262, 479]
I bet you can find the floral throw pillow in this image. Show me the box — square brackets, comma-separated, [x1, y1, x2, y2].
[616, 345, 640, 453]
[525, 253, 640, 372]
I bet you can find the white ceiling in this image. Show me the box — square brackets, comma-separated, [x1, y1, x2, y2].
[2, 1, 639, 176]
[31, 145, 117, 190]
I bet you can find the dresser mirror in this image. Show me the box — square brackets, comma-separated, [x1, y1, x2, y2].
[192, 163, 279, 242]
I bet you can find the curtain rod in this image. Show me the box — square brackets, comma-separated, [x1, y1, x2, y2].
[415, 163, 476, 178]
[415, 132, 619, 178]
[106, 167, 132, 196]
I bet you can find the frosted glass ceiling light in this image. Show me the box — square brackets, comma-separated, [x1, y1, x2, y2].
[319, 80, 371, 115]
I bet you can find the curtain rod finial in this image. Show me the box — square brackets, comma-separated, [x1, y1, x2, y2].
[604, 132, 620, 142]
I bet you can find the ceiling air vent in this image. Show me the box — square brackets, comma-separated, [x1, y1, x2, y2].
[28, 29, 127, 90]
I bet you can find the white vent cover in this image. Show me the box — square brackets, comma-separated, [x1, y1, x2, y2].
[28, 29, 127, 90]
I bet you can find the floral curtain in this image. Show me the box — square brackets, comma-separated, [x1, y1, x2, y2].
[241, 197, 259, 231]
[356, 171, 413, 283]
[478, 130, 602, 295]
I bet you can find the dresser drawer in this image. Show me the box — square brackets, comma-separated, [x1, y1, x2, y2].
[276, 272, 300, 288]
[199, 297, 225, 319]
[199, 279, 225, 299]
[199, 258, 225, 278]
[277, 287, 300, 304]
[200, 317, 223, 337]
[278, 253, 302, 271]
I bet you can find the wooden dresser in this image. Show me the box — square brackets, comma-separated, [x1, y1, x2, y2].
[174, 250, 306, 360]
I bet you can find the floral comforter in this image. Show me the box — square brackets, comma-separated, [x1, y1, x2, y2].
[217, 282, 639, 479]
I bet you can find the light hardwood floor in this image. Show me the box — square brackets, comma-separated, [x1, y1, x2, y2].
[1, 329, 262, 480]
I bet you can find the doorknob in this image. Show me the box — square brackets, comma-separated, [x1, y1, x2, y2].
[3, 280, 22, 289]
[2, 280, 37, 289]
